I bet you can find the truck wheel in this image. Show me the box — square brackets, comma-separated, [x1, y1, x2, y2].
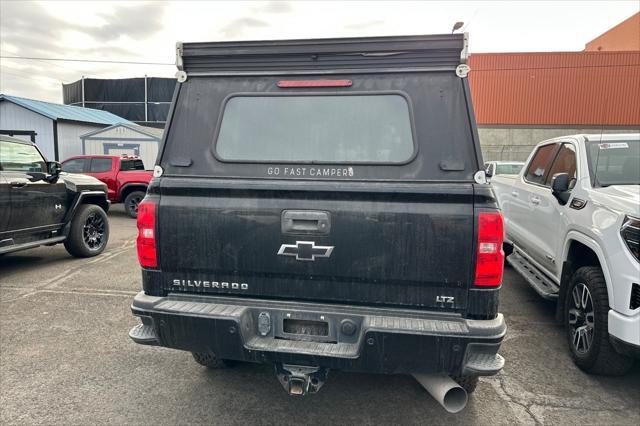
[191, 351, 235, 369]
[64, 204, 109, 258]
[564, 266, 633, 375]
[124, 191, 146, 218]
[452, 374, 479, 394]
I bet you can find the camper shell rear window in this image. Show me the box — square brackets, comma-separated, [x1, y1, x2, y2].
[214, 93, 416, 164]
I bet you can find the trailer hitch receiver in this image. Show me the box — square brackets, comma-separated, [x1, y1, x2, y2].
[275, 364, 329, 396]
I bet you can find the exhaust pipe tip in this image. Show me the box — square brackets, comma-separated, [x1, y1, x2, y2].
[441, 385, 468, 414]
[412, 373, 468, 413]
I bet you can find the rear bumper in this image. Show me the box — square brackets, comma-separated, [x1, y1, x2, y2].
[130, 292, 506, 376]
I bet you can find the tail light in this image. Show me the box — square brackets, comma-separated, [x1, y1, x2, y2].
[137, 199, 157, 269]
[475, 211, 504, 287]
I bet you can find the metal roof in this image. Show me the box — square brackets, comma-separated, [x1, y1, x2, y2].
[468, 51, 640, 126]
[137, 125, 164, 138]
[80, 123, 163, 140]
[0, 94, 134, 125]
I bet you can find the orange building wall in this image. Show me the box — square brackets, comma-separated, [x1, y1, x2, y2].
[585, 12, 640, 51]
[468, 51, 640, 126]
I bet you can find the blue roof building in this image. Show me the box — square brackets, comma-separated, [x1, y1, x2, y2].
[0, 94, 133, 160]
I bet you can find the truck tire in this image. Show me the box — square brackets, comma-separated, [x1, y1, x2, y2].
[64, 204, 109, 258]
[124, 191, 146, 219]
[564, 266, 633, 376]
[191, 351, 235, 369]
[452, 374, 479, 394]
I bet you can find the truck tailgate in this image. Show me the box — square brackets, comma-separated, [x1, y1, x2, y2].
[157, 179, 474, 311]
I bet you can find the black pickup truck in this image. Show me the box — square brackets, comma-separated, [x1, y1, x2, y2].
[129, 34, 506, 408]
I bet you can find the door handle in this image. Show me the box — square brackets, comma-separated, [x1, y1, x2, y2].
[10, 181, 28, 188]
[511, 191, 518, 197]
[531, 196, 541, 205]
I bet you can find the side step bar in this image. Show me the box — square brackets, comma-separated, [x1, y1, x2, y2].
[0, 236, 66, 255]
[507, 250, 559, 299]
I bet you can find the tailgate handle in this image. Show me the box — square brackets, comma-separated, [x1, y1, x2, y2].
[282, 210, 331, 235]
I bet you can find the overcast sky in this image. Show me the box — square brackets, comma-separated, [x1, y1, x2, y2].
[1, 1, 638, 103]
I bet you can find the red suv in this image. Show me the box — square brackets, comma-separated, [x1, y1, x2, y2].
[61, 155, 152, 218]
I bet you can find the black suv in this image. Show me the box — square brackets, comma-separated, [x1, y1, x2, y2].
[0, 135, 110, 257]
[129, 34, 506, 409]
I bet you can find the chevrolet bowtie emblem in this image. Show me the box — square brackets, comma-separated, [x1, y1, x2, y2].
[277, 241, 334, 262]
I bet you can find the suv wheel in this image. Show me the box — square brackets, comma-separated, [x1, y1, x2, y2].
[64, 204, 109, 257]
[191, 351, 235, 369]
[124, 191, 146, 218]
[564, 266, 633, 375]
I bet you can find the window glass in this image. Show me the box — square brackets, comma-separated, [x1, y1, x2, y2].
[546, 144, 577, 187]
[587, 140, 640, 186]
[62, 159, 87, 173]
[495, 163, 524, 175]
[90, 158, 113, 173]
[524, 144, 557, 185]
[216, 95, 415, 163]
[120, 159, 145, 171]
[0, 141, 46, 172]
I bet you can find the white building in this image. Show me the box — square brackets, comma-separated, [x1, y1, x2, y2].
[80, 123, 163, 170]
[0, 94, 132, 161]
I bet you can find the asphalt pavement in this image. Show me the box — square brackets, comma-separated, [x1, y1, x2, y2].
[1, 205, 639, 425]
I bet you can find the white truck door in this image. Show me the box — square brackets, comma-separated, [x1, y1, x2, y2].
[511, 143, 560, 272]
[540, 143, 578, 273]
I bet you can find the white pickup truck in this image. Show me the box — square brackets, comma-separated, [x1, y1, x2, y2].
[491, 133, 639, 375]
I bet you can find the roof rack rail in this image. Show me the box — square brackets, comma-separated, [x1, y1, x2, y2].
[177, 33, 468, 76]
